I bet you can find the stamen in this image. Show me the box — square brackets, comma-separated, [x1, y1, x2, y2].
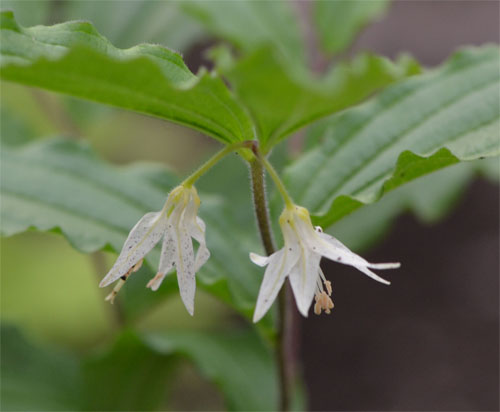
[325, 280, 332, 296]
[146, 272, 164, 289]
[104, 259, 143, 304]
[313, 290, 334, 316]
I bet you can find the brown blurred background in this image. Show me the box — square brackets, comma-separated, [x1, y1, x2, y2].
[300, 1, 499, 410]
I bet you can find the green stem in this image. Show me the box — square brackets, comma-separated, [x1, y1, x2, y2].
[259, 156, 294, 209]
[249, 159, 292, 411]
[182, 141, 252, 187]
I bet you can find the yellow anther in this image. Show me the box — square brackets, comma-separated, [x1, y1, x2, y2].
[325, 280, 332, 296]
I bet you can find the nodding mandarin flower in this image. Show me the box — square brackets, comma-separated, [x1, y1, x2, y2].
[250, 205, 400, 322]
[99, 185, 209, 315]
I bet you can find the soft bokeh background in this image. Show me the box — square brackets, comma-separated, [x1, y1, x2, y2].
[1, 1, 498, 411]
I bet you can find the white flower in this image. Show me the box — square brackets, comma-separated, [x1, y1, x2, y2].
[250, 205, 400, 322]
[99, 185, 210, 315]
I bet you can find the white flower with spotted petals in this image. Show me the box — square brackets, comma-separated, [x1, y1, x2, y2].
[99, 185, 209, 315]
[250, 205, 400, 322]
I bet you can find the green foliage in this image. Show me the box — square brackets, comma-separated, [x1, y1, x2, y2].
[1, 325, 82, 411]
[0, 139, 263, 322]
[145, 330, 277, 411]
[0, 11, 254, 144]
[284, 46, 500, 228]
[214, 47, 420, 150]
[314, 0, 390, 55]
[1, 325, 276, 411]
[183, 0, 305, 64]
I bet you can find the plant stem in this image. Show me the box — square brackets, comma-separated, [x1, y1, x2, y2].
[249, 158, 292, 411]
[182, 141, 252, 187]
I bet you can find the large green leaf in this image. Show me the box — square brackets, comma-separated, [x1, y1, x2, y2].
[314, 0, 390, 55]
[145, 330, 277, 411]
[329, 159, 497, 251]
[0, 325, 82, 411]
[182, 0, 305, 64]
[283, 46, 500, 228]
[0, 139, 263, 322]
[217, 47, 420, 150]
[0, 11, 254, 144]
[2, 0, 203, 51]
[1, 324, 276, 411]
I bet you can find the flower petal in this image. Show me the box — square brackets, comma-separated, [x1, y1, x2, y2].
[148, 231, 176, 291]
[288, 250, 322, 317]
[100, 211, 166, 287]
[190, 217, 210, 272]
[174, 220, 196, 316]
[315, 232, 396, 284]
[253, 246, 300, 323]
[249, 252, 272, 267]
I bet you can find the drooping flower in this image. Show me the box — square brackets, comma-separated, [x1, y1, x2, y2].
[250, 205, 400, 322]
[99, 185, 210, 315]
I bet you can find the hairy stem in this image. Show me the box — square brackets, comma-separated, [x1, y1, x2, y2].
[250, 158, 293, 411]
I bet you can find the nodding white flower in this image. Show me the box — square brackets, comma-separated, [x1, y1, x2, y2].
[250, 205, 400, 322]
[99, 185, 210, 315]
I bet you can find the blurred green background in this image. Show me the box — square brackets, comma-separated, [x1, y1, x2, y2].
[1, 1, 499, 411]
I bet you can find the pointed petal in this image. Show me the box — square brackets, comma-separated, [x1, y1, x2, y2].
[100, 211, 166, 287]
[356, 266, 391, 285]
[174, 222, 196, 316]
[288, 250, 322, 317]
[253, 245, 300, 323]
[253, 250, 287, 323]
[148, 232, 176, 291]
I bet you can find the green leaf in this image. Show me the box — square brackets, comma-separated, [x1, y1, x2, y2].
[144, 329, 277, 411]
[1, 325, 82, 411]
[218, 47, 420, 149]
[0, 11, 254, 144]
[83, 330, 174, 411]
[314, 0, 390, 55]
[2, 324, 276, 411]
[0, 139, 263, 323]
[283, 46, 500, 228]
[182, 0, 305, 64]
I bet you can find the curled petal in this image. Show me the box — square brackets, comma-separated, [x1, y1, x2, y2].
[249, 252, 272, 267]
[100, 211, 166, 287]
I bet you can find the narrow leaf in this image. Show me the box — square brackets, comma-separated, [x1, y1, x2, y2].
[0, 11, 254, 144]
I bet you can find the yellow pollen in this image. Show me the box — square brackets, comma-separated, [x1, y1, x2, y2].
[313, 291, 335, 316]
[325, 280, 332, 296]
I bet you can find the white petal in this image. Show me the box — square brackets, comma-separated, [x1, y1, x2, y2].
[315, 232, 397, 284]
[100, 211, 166, 287]
[190, 217, 210, 272]
[288, 250, 322, 317]
[148, 232, 176, 291]
[253, 246, 300, 323]
[369, 262, 401, 269]
[174, 222, 196, 316]
[311, 231, 371, 268]
[356, 266, 391, 285]
[250, 252, 272, 267]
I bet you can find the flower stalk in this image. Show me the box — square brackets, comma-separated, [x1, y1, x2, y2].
[182, 141, 253, 187]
